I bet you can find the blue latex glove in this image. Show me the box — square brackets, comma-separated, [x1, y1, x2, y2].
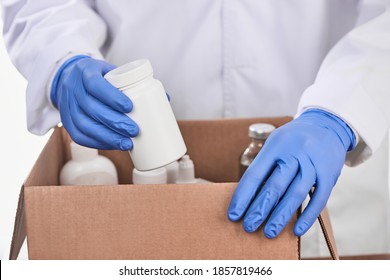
[228, 109, 355, 238]
[51, 55, 139, 150]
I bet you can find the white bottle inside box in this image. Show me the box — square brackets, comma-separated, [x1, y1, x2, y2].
[165, 160, 179, 184]
[176, 155, 211, 184]
[132, 167, 167, 184]
[60, 141, 118, 185]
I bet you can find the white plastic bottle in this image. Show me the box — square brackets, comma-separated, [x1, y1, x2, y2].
[104, 59, 187, 171]
[60, 141, 118, 185]
[132, 167, 167, 185]
[176, 155, 211, 184]
[164, 160, 179, 184]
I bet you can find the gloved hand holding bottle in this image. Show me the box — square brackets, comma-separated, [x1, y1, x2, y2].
[228, 109, 356, 238]
[50, 55, 139, 150]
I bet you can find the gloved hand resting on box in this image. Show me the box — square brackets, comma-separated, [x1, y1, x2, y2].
[50, 55, 139, 150]
[227, 109, 356, 238]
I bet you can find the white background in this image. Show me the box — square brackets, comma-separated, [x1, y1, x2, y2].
[0, 21, 50, 259]
[2, 260, 389, 279]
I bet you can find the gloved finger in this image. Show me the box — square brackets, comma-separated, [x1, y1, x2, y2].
[59, 93, 129, 150]
[69, 125, 124, 150]
[227, 151, 277, 222]
[98, 60, 117, 74]
[263, 158, 316, 238]
[75, 91, 139, 138]
[83, 71, 133, 113]
[294, 180, 333, 236]
[241, 157, 299, 232]
[68, 98, 133, 150]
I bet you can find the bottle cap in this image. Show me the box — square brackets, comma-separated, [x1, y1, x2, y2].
[248, 123, 276, 139]
[70, 141, 98, 161]
[176, 155, 197, 184]
[104, 59, 153, 89]
[132, 167, 167, 184]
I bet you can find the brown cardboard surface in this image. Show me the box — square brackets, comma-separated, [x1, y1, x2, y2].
[15, 117, 308, 260]
[24, 183, 298, 260]
[9, 186, 26, 260]
[178, 117, 292, 182]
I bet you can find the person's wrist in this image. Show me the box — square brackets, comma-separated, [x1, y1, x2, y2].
[50, 55, 91, 108]
[299, 109, 356, 152]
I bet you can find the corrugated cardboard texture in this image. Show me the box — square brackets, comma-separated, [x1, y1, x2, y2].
[9, 186, 26, 260]
[23, 117, 300, 260]
[25, 184, 298, 260]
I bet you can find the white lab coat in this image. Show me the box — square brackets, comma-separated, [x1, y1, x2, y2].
[2, 0, 390, 257]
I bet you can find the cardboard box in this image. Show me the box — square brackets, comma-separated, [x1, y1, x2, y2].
[10, 116, 329, 260]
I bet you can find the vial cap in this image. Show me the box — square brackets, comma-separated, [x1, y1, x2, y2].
[248, 123, 276, 139]
[104, 59, 153, 89]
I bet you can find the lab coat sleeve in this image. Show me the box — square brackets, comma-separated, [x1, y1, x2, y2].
[297, 1, 390, 166]
[1, 0, 106, 135]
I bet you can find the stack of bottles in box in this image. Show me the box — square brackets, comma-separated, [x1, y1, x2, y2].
[59, 122, 275, 186]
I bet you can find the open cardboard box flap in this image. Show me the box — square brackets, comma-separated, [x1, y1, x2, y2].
[9, 117, 338, 260]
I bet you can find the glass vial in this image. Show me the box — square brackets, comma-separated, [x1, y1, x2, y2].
[239, 123, 276, 177]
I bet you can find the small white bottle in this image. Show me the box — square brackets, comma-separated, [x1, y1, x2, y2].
[132, 167, 167, 184]
[60, 141, 118, 185]
[104, 59, 187, 171]
[176, 155, 211, 184]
